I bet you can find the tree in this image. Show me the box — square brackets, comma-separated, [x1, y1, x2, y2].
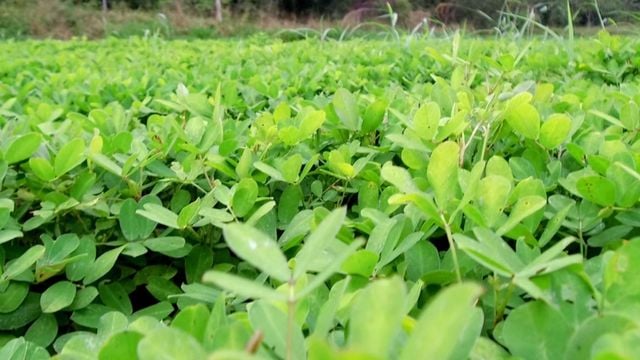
[214, 0, 222, 21]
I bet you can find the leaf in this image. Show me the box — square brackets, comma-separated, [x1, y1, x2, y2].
[90, 153, 122, 177]
[497, 196, 546, 236]
[231, 178, 258, 218]
[202, 271, 285, 301]
[6, 133, 41, 164]
[539, 114, 572, 149]
[0, 293, 42, 330]
[504, 93, 540, 139]
[248, 300, 305, 360]
[333, 88, 359, 131]
[362, 99, 387, 134]
[185, 245, 214, 284]
[222, 223, 290, 282]
[341, 250, 377, 277]
[400, 283, 484, 360]
[427, 141, 460, 208]
[137, 203, 180, 229]
[413, 102, 440, 141]
[313, 279, 349, 338]
[381, 161, 419, 194]
[1, 245, 45, 281]
[54, 138, 86, 177]
[68, 286, 99, 311]
[41, 281, 76, 313]
[293, 207, 346, 279]
[83, 246, 125, 285]
[98, 282, 133, 315]
[476, 175, 512, 228]
[25, 314, 58, 348]
[348, 277, 406, 356]
[0, 230, 22, 245]
[501, 301, 572, 359]
[143, 237, 186, 254]
[199, 85, 224, 151]
[171, 304, 209, 342]
[576, 175, 616, 207]
[0, 282, 29, 313]
[138, 327, 207, 360]
[28, 158, 56, 181]
[98, 331, 143, 360]
[178, 198, 201, 228]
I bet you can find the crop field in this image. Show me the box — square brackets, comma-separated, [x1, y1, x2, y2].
[1, 33, 640, 359]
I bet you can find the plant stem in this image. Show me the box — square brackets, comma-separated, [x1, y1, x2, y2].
[441, 213, 461, 282]
[286, 280, 296, 360]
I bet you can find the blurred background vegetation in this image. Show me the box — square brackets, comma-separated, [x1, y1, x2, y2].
[1, 0, 639, 39]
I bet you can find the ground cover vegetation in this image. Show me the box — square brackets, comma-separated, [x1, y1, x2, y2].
[1, 30, 640, 359]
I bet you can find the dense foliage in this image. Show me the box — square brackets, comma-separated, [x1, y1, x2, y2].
[1, 33, 640, 359]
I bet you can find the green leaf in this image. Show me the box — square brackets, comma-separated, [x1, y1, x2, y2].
[137, 203, 180, 229]
[0, 282, 29, 313]
[497, 196, 546, 236]
[202, 271, 285, 302]
[119, 196, 161, 241]
[68, 286, 99, 311]
[0, 293, 41, 330]
[28, 158, 56, 181]
[25, 314, 57, 348]
[1, 245, 45, 281]
[231, 178, 258, 218]
[476, 175, 512, 228]
[98, 282, 133, 315]
[54, 138, 86, 177]
[143, 237, 186, 254]
[501, 301, 572, 359]
[171, 304, 209, 342]
[248, 300, 305, 360]
[576, 175, 616, 207]
[413, 102, 440, 141]
[293, 207, 345, 279]
[341, 250, 377, 277]
[6, 133, 41, 164]
[504, 93, 540, 139]
[177, 198, 201, 228]
[539, 114, 571, 149]
[381, 161, 419, 194]
[348, 277, 406, 356]
[83, 246, 125, 285]
[333, 88, 359, 131]
[0, 230, 22, 246]
[185, 245, 214, 284]
[40, 281, 76, 313]
[199, 85, 224, 151]
[98, 331, 143, 360]
[400, 283, 484, 360]
[222, 223, 290, 282]
[427, 141, 460, 208]
[138, 327, 207, 360]
[90, 153, 122, 177]
[362, 99, 387, 134]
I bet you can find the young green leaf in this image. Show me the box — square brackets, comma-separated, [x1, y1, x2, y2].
[6, 133, 42, 164]
[41, 281, 76, 313]
[427, 141, 460, 208]
[222, 223, 290, 282]
[348, 277, 406, 356]
[400, 282, 484, 360]
[293, 207, 346, 279]
[54, 138, 86, 177]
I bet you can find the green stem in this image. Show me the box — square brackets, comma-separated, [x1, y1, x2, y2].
[286, 280, 296, 360]
[441, 213, 461, 283]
